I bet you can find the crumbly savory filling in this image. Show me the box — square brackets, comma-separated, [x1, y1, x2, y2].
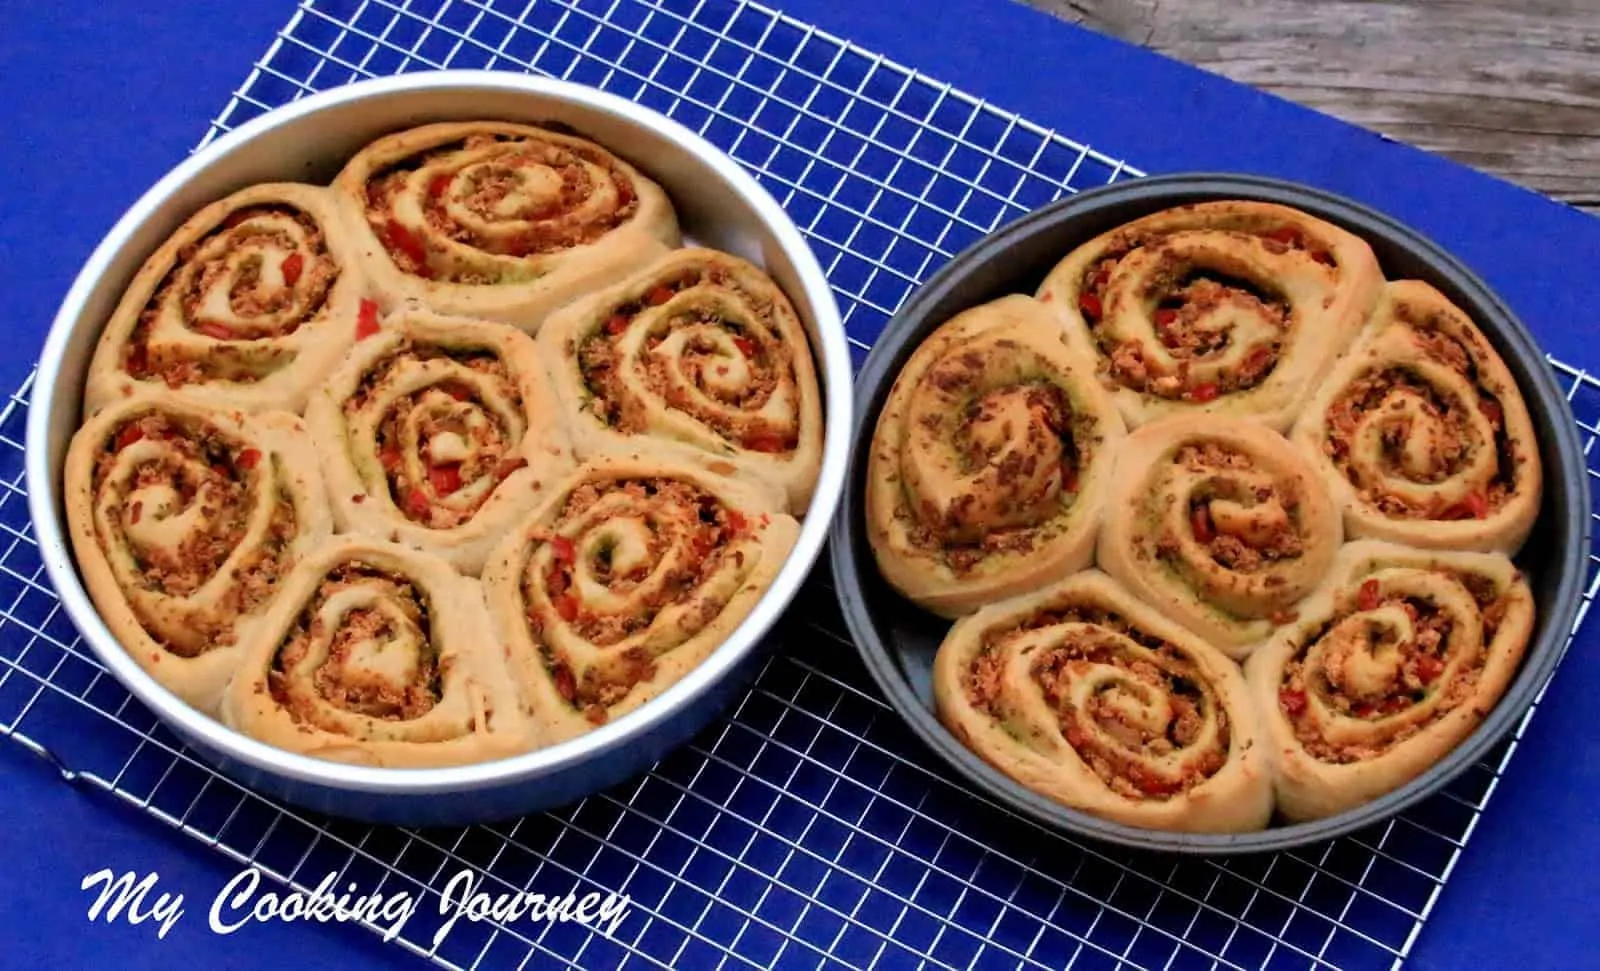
[125, 205, 331, 386]
[364, 133, 640, 282]
[963, 605, 1229, 800]
[1323, 360, 1513, 520]
[576, 269, 796, 452]
[346, 341, 526, 529]
[269, 564, 441, 724]
[521, 478, 757, 725]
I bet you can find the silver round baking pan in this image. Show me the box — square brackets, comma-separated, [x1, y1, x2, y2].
[25, 71, 853, 826]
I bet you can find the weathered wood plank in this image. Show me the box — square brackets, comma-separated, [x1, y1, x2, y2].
[1021, 0, 1600, 214]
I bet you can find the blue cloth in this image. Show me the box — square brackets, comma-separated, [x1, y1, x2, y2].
[3, 1, 1596, 968]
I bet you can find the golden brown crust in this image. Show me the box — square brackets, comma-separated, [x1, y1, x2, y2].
[1097, 414, 1343, 659]
[220, 538, 534, 767]
[933, 570, 1273, 833]
[332, 121, 679, 331]
[306, 307, 576, 576]
[63, 395, 333, 714]
[481, 457, 798, 744]
[537, 247, 824, 512]
[865, 295, 1126, 618]
[1036, 200, 1384, 431]
[84, 183, 370, 416]
[1243, 540, 1534, 822]
[1290, 280, 1543, 555]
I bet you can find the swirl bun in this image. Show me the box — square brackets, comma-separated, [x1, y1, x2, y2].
[1097, 415, 1342, 658]
[934, 570, 1272, 833]
[1036, 200, 1384, 431]
[334, 121, 679, 330]
[1291, 280, 1542, 554]
[865, 295, 1126, 617]
[64, 396, 333, 713]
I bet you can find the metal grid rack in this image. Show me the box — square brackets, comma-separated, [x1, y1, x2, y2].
[3, 0, 1598, 968]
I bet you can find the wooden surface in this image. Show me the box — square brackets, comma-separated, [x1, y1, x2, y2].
[1022, 0, 1600, 214]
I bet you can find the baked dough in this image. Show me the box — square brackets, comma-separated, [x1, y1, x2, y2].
[537, 248, 823, 511]
[482, 456, 797, 744]
[1243, 540, 1534, 822]
[221, 538, 533, 767]
[1290, 280, 1542, 555]
[332, 121, 679, 331]
[1036, 200, 1384, 431]
[1097, 414, 1342, 659]
[865, 294, 1126, 617]
[933, 570, 1273, 833]
[305, 307, 575, 576]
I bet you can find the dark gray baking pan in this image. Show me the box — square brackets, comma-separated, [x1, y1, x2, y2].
[828, 173, 1592, 855]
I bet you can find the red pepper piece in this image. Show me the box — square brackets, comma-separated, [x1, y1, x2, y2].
[745, 433, 787, 453]
[1444, 491, 1489, 520]
[1416, 654, 1445, 684]
[733, 337, 757, 358]
[428, 174, 451, 199]
[444, 383, 472, 402]
[385, 220, 428, 269]
[1189, 382, 1220, 403]
[604, 314, 629, 336]
[379, 446, 402, 473]
[551, 535, 577, 564]
[1153, 308, 1177, 328]
[114, 425, 145, 451]
[552, 660, 577, 699]
[237, 448, 262, 470]
[196, 321, 234, 341]
[356, 299, 381, 340]
[726, 510, 749, 534]
[1358, 578, 1381, 611]
[429, 463, 462, 496]
[404, 488, 430, 518]
[554, 594, 579, 624]
[1060, 461, 1079, 494]
[1078, 292, 1103, 320]
[280, 252, 304, 286]
[1191, 505, 1215, 543]
[646, 286, 674, 306]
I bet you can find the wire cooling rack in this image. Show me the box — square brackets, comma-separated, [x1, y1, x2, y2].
[5, 0, 1600, 968]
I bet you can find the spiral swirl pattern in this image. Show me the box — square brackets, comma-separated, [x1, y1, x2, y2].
[222, 539, 531, 767]
[84, 183, 368, 415]
[1244, 540, 1534, 821]
[63, 397, 332, 713]
[484, 459, 798, 743]
[1097, 415, 1342, 657]
[865, 295, 1126, 618]
[540, 247, 824, 510]
[933, 571, 1271, 833]
[1036, 200, 1384, 431]
[1291, 280, 1542, 555]
[334, 122, 679, 330]
[308, 309, 575, 576]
